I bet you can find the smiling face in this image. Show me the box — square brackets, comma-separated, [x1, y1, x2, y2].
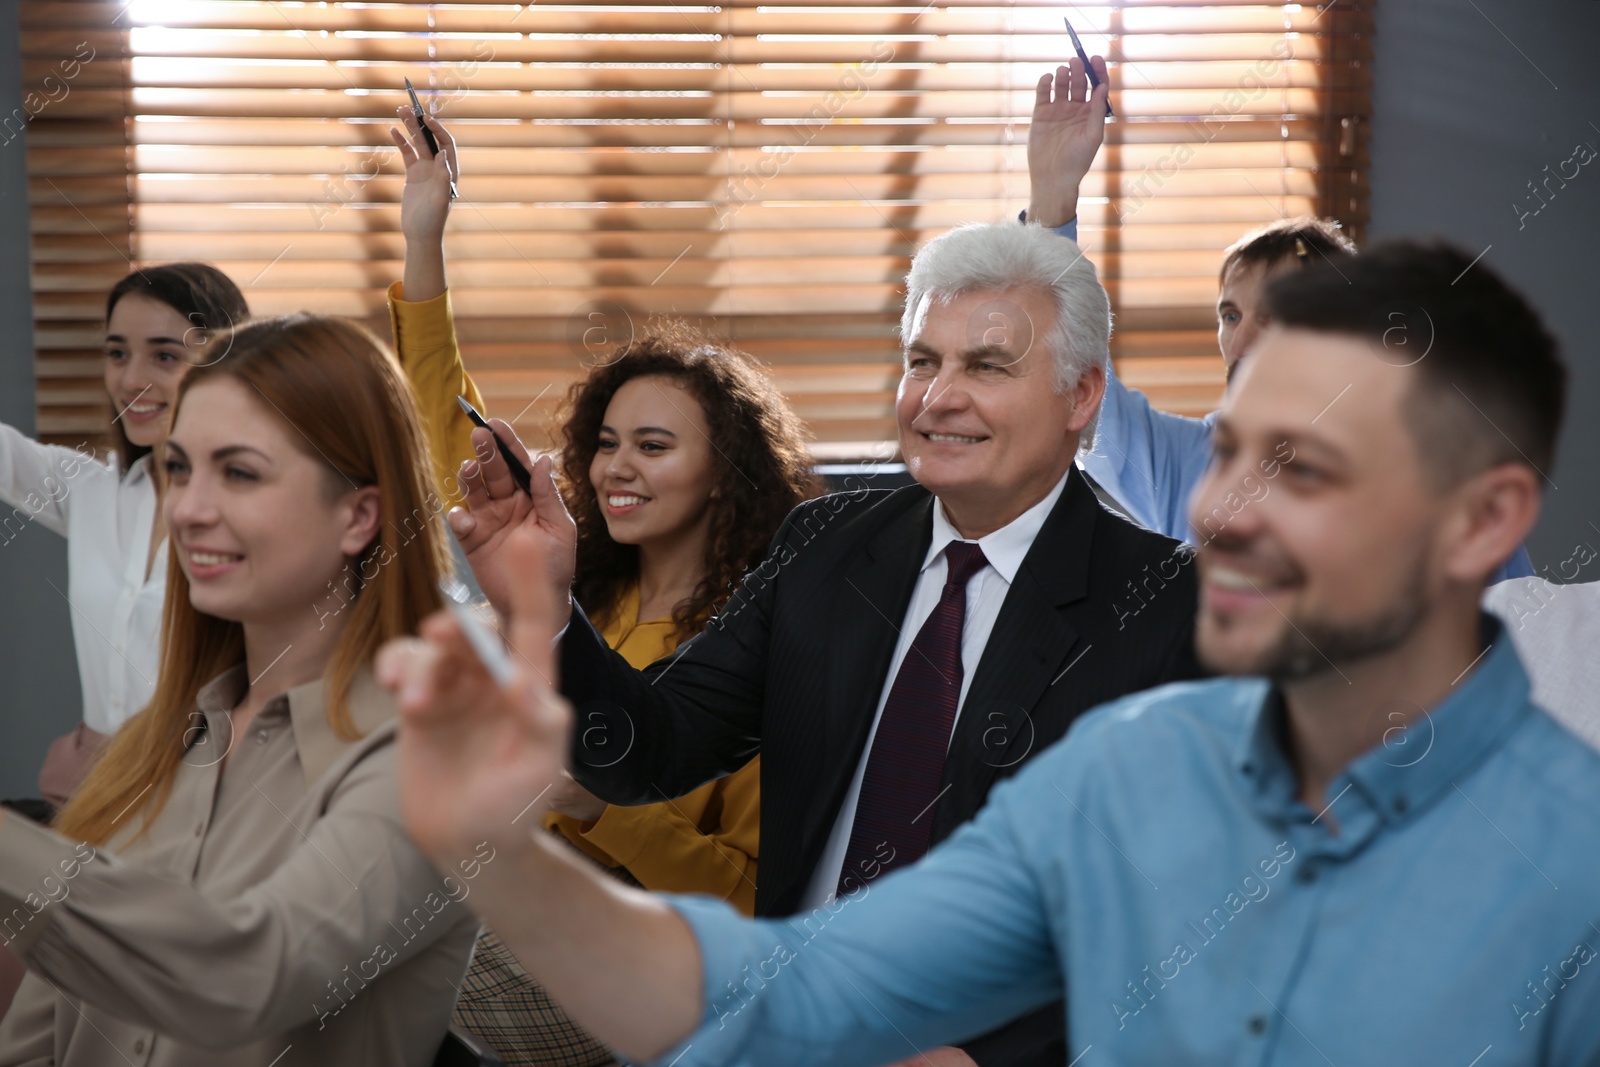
[104, 293, 209, 449]
[1190, 326, 1448, 681]
[163, 377, 381, 629]
[897, 287, 1101, 537]
[588, 374, 718, 554]
[1217, 259, 1300, 380]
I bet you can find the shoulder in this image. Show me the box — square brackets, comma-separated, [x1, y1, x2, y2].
[1499, 705, 1600, 811]
[773, 482, 928, 549]
[1089, 497, 1193, 562]
[299, 669, 404, 803]
[1486, 576, 1600, 635]
[1068, 675, 1260, 752]
[968, 677, 1266, 830]
[1077, 495, 1198, 601]
[1008, 676, 1264, 791]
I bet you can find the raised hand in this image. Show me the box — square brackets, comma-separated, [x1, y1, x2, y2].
[378, 527, 573, 863]
[389, 105, 460, 300]
[449, 420, 578, 623]
[1027, 56, 1109, 230]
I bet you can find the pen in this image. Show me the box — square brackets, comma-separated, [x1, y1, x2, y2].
[1063, 17, 1114, 119]
[439, 577, 515, 686]
[457, 395, 535, 496]
[405, 77, 459, 200]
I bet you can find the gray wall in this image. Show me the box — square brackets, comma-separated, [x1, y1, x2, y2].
[1367, 0, 1600, 572]
[0, 0, 84, 796]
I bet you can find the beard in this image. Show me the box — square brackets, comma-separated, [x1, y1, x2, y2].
[1198, 553, 1431, 684]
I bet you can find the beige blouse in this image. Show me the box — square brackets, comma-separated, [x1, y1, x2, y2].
[0, 665, 481, 1067]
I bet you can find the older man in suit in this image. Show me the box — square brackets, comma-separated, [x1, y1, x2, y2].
[446, 214, 1202, 1065]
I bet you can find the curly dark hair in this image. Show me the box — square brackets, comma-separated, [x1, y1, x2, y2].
[559, 321, 822, 644]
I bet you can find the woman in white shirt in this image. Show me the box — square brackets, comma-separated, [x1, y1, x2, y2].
[0, 264, 249, 805]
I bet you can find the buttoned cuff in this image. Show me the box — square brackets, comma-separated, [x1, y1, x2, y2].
[1017, 210, 1079, 243]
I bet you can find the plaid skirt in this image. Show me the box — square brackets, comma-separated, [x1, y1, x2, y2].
[451, 847, 644, 1067]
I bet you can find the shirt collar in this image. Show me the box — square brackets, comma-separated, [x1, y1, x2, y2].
[120, 451, 155, 486]
[1233, 613, 1533, 829]
[925, 469, 1070, 584]
[192, 663, 397, 787]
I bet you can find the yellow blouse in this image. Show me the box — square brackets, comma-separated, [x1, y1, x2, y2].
[547, 586, 761, 916]
[387, 281, 487, 507]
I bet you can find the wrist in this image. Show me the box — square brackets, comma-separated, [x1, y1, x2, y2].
[1024, 202, 1075, 231]
[1025, 195, 1078, 230]
[403, 230, 447, 252]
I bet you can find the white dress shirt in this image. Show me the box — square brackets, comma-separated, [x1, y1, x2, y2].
[0, 421, 165, 734]
[1484, 575, 1600, 751]
[799, 471, 1070, 909]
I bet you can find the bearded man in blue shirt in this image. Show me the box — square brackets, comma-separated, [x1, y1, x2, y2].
[380, 237, 1597, 1067]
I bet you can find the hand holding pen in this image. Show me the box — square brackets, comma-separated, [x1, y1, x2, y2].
[447, 402, 579, 624]
[390, 83, 460, 220]
[1063, 17, 1113, 119]
[1026, 52, 1109, 230]
[389, 95, 460, 300]
[402, 78, 458, 200]
[457, 396, 533, 495]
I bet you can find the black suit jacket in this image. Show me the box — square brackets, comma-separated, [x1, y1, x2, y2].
[565, 467, 1203, 1065]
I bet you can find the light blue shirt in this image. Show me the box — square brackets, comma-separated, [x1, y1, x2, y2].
[653, 617, 1600, 1066]
[1081, 361, 1217, 543]
[1054, 217, 1535, 583]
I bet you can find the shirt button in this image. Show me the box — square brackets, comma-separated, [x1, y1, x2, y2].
[1246, 1014, 1267, 1036]
[134, 1039, 145, 1053]
[1393, 796, 1409, 815]
[255, 731, 269, 745]
[1295, 864, 1318, 885]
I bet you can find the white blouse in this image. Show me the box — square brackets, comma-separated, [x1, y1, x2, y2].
[0, 421, 166, 734]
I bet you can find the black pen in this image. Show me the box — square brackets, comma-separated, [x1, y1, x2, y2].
[405, 77, 458, 200]
[457, 396, 534, 496]
[1063, 17, 1114, 119]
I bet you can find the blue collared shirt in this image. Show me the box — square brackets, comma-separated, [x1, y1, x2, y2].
[654, 617, 1600, 1066]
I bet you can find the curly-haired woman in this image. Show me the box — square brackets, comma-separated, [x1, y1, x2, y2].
[385, 109, 819, 1065]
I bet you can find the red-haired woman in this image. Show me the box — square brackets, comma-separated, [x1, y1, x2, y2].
[0, 315, 480, 1066]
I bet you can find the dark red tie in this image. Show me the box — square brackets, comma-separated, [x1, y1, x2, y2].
[837, 540, 988, 896]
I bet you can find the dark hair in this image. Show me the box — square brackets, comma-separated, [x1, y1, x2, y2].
[559, 321, 821, 643]
[104, 263, 250, 470]
[1220, 216, 1357, 286]
[1264, 239, 1566, 488]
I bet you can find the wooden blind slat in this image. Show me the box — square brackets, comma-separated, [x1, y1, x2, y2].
[24, 0, 1372, 450]
[36, 59, 1370, 94]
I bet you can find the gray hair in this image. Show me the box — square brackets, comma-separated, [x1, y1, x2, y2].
[901, 222, 1113, 447]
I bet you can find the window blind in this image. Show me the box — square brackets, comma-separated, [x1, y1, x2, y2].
[22, 0, 1372, 456]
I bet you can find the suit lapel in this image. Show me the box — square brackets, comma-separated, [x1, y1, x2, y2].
[820, 491, 934, 810]
[935, 468, 1096, 840]
[772, 489, 934, 913]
